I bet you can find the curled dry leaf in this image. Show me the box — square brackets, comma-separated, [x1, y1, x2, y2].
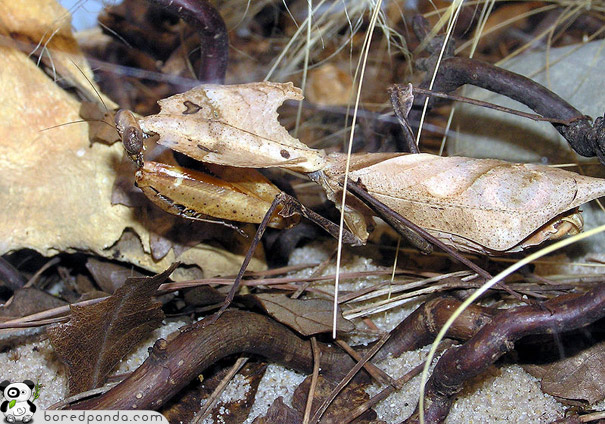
[250, 293, 354, 336]
[322, 153, 605, 254]
[47, 264, 176, 395]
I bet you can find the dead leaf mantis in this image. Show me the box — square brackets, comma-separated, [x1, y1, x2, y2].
[115, 81, 605, 312]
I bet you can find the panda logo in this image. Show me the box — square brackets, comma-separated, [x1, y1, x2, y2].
[0, 381, 37, 423]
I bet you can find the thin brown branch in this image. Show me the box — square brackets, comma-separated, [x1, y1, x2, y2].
[411, 14, 605, 164]
[410, 86, 576, 125]
[335, 339, 395, 386]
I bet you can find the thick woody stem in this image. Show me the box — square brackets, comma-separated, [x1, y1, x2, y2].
[425, 57, 604, 161]
[70, 310, 357, 410]
[66, 296, 493, 411]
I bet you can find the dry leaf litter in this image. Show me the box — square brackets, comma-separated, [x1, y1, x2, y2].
[196, 241, 567, 423]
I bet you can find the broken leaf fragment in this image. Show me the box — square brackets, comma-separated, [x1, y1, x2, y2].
[525, 341, 605, 404]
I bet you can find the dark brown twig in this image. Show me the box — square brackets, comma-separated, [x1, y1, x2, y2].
[410, 86, 578, 125]
[303, 337, 320, 424]
[68, 310, 360, 410]
[406, 285, 605, 423]
[64, 297, 494, 411]
[411, 15, 605, 164]
[335, 339, 394, 386]
[147, 0, 228, 83]
[64, 292, 601, 418]
[423, 57, 604, 162]
[0, 256, 27, 290]
[375, 297, 495, 361]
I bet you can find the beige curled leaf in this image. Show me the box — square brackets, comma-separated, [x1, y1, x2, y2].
[323, 153, 605, 254]
[0, 14, 265, 279]
[139, 82, 326, 173]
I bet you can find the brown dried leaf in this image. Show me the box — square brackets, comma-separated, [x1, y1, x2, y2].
[0, 288, 67, 318]
[79, 102, 120, 145]
[307, 64, 354, 106]
[139, 82, 326, 172]
[0, 0, 116, 108]
[251, 293, 354, 336]
[183, 286, 225, 307]
[526, 342, 605, 404]
[323, 153, 605, 253]
[86, 258, 145, 294]
[47, 264, 177, 395]
[292, 375, 377, 424]
[252, 396, 303, 424]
